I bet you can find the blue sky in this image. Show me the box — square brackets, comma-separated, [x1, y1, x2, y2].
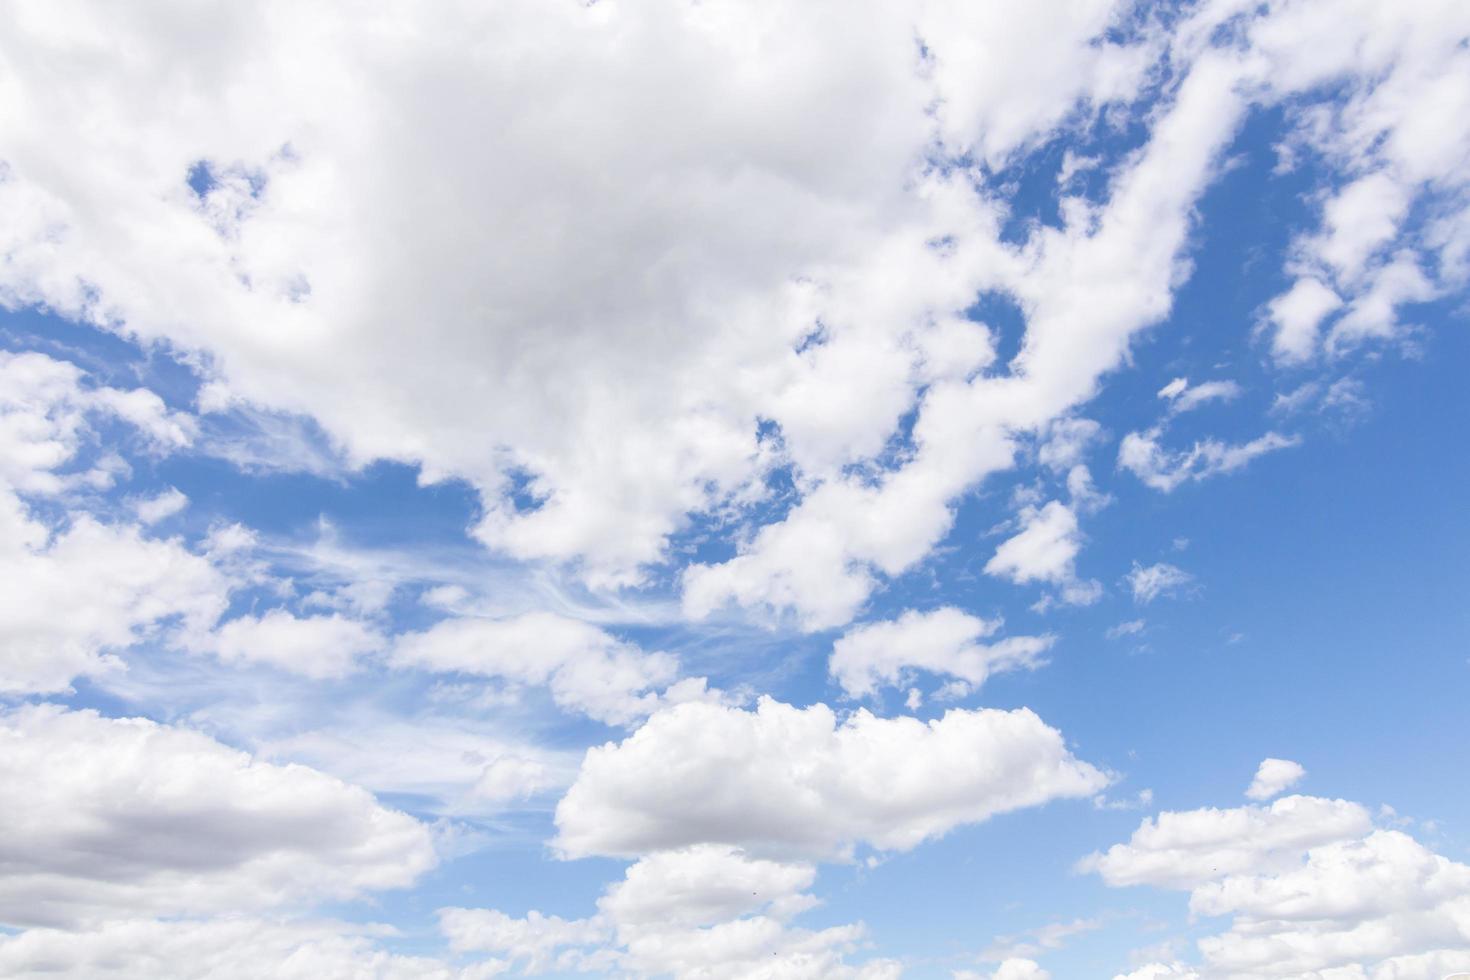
[0, 1, 1467, 978]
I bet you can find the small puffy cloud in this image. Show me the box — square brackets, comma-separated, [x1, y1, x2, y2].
[1245, 757, 1306, 801]
[986, 502, 1081, 585]
[131, 487, 189, 525]
[829, 607, 1053, 700]
[0, 704, 436, 928]
[392, 613, 682, 726]
[1126, 562, 1193, 604]
[555, 696, 1109, 861]
[985, 501, 1102, 607]
[1118, 429, 1299, 492]
[1264, 277, 1342, 363]
[202, 609, 385, 679]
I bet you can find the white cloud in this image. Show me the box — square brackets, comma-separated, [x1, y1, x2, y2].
[684, 47, 1257, 629]
[829, 607, 1053, 700]
[0, 505, 231, 693]
[1111, 965, 1198, 980]
[1249, 0, 1470, 357]
[440, 908, 609, 974]
[442, 846, 902, 980]
[0, 0, 1158, 595]
[1079, 794, 1372, 890]
[1118, 429, 1298, 493]
[1126, 562, 1194, 604]
[1328, 250, 1439, 353]
[1264, 277, 1343, 363]
[0, 0, 1461, 633]
[130, 486, 189, 525]
[955, 960, 1052, 980]
[1157, 378, 1242, 415]
[1244, 757, 1306, 801]
[0, 351, 195, 496]
[985, 501, 1102, 607]
[0, 350, 232, 693]
[0, 918, 506, 980]
[1310, 172, 1411, 285]
[1089, 790, 1470, 978]
[555, 696, 1108, 861]
[391, 613, 683, 726]
[986, 502, 1082, 586]
[1037, 417, 1103, 472]
[202, 609, 385, 679]
[0, 704, 436, 928]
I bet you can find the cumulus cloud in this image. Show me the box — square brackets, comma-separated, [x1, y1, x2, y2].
[985, 501, 1102, 607]
[392, 613, 686, 726]
[1244, 758, 1306, 801]
[683, 45, 1256, 629]
[555, 697, 1108, 861]
[986, 502, 1083, 586]
[441, 845, 901, 980]
[0, 704, 436, 928]
[1087, 788, 1470, 978]
[1079, 794, 1372, 891]
[955, 960, 1052, 980]
[0, 0, 1158, 598]
[829, 607, 1053, 700]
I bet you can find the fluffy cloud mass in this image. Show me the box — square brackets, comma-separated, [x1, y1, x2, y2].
[1087, 788, 1470, 978]
[441, 845, 903, 979]
[555, 697, 1108, 860]
[0, 351, 230, 694]
[0, 704, 436, 928]
[0, 0, 1466, 976]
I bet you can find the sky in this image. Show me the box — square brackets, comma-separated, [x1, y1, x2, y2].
[0, 0, 1467, 977]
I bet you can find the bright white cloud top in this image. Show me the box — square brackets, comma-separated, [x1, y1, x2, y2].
[0, 0, 1466, 976]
